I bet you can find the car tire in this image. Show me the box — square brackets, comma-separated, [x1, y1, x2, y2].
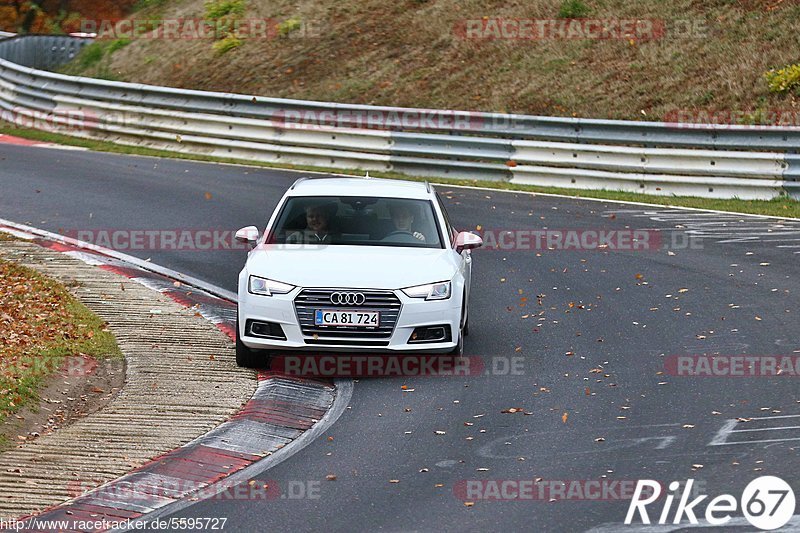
[448, 325, 464, 356]
[236, 318, 265, 368]
[449, 298, 465, 356]
[461, 291, 469, 336]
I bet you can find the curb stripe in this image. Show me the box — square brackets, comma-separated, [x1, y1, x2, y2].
[0, 222, 341, 533]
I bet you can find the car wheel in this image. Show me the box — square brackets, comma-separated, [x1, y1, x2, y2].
[448, 325, 464, 356]
[236, 318, 264, 368]
[461, 291, 469, 336]
[449, 299, 465, 356]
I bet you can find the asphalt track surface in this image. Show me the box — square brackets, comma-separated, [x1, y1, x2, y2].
[1, 144, 799, 532]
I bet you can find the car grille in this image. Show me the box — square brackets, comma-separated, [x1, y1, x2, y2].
[294, 288, 401, 342]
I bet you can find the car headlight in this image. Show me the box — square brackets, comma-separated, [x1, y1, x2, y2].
[402, 281, 451, 300]
[248, 276, 295, 296]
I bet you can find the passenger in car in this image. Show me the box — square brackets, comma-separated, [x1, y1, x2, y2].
[286, 203, 338, 243]
[389, 203, 426, 242]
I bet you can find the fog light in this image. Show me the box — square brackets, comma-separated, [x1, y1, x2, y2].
[246, 320, 286, 340]
[408, 325, 451, 343]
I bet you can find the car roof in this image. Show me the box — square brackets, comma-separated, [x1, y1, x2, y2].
[287, 177, 433, 200]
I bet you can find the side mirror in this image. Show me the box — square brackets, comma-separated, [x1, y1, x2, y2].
[455, 231, 483, 254]
[235, 226, 260, 248]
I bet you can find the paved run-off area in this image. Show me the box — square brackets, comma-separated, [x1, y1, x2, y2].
[0, 239, 255, 517]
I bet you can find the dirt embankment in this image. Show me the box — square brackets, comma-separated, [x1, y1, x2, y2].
[62, 0, 800, 123]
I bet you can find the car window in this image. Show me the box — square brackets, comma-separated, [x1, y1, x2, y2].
[268, 196, 444, 248]
[435, 192, 458, 243]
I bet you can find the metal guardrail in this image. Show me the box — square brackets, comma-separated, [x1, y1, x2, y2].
[0, 34, 91, 70]
[0, 35, 798, 200]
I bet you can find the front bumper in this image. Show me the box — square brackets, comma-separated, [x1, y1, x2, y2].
[238, 286, 461, 353]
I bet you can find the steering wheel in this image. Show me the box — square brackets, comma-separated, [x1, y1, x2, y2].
[382, 230, 420, 244]
[384, 230, 415, 238]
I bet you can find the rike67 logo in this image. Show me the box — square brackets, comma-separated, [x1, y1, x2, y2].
[626, 476, 796, 530]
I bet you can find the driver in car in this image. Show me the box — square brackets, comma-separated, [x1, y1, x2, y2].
[389, 203, 426, 242]
[286, 203, 338, 243]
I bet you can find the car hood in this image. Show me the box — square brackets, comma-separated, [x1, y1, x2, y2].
[246, 245, 459, 289]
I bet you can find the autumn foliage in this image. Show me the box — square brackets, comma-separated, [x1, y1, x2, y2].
[0, 0, 137, 34]
[0, 252, 119, 423]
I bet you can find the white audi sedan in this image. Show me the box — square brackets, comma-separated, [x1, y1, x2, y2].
[234, 176, 482, 367]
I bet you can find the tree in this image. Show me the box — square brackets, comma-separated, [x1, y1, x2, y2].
[0, 0, 137, 33]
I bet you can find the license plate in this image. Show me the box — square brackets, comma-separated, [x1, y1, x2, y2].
[314, 309, 380, 327]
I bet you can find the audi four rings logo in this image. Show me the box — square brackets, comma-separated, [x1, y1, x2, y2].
[331, 292, 366, 305]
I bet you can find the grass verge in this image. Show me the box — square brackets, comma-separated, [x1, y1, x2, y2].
[1, 120, 799, 219]
[0, 250, 121, 446]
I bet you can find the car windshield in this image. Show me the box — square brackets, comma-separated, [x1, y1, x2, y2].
[268, 196, 443, 248]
